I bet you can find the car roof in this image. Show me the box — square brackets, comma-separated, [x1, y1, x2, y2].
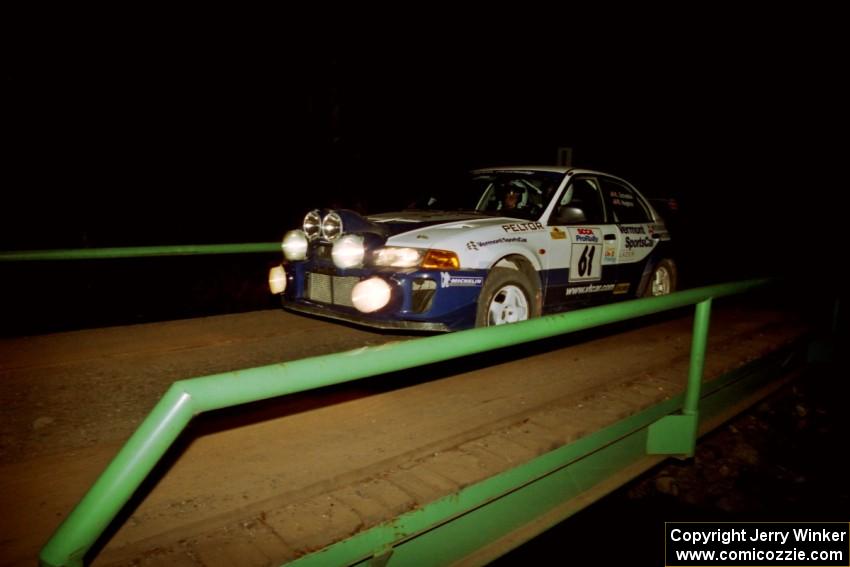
[472, 165, 610, 177]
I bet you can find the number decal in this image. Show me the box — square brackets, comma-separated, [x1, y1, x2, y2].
[570, 243, 602, 282]
[577, 245, 597, 277]
[578, 245, 588, 276]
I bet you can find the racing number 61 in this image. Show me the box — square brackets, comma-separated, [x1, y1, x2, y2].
[578, 245, 595, 278]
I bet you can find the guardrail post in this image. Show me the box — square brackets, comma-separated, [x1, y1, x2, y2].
[646, 298, 713, 457]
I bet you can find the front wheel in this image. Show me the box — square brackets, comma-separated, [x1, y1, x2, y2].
[643, 258, 678, 297]
[475, 268, 541, 327]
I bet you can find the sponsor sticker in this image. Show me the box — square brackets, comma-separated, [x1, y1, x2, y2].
[570, 227, 601, 244]
[502, 222, 544, 233]
[440, 273, 484, 288]
[613, 282, 631, 295]
[624, 236, 655, 250]
[603, 246, 617, 264]
[550, 227, 567, 240]
[466, 236, 527, 251]
[565, 283, 615, 296]
[619, 225, 647, 235]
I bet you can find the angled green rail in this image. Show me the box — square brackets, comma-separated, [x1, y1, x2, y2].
[0, 243, 281, 261]
[38, 278, 774, 567]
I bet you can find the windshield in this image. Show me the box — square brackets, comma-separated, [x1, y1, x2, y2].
[407, 170, 565, 220]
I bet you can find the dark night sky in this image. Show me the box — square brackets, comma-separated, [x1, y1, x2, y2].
[4, 18, 844, 259]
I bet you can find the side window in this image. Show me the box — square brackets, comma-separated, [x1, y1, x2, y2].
[551, 177, 605, 224]
[600, 178, 652, 224]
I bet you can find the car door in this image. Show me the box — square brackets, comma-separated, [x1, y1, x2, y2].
[598, 176, 658, 297]
[543, 175, 621, 312]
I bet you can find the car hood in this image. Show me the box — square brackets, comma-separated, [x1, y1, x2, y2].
[367, 211, 492, 235]
[369, 211, 539, 248]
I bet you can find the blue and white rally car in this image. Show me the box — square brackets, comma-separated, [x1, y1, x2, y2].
[269, 166, 675, 331]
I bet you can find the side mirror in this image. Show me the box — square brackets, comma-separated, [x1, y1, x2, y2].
[554, 206, 586, 224]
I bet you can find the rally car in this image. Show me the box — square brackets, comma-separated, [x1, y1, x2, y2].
[269, 166, 676, 331]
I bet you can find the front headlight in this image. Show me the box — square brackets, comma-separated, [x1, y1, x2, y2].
[373, 247, 424, 268]
[303, 210, 322, 240]
[282, 229, 309, 261]
[331, 234, 365, 268]
[372, 247, 460, 269]
[321, 212, 343, 241]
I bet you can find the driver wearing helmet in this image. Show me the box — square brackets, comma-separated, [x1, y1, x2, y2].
[501, 184, 525, 212]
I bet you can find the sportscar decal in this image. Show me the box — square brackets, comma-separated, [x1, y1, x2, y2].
[624, 236, 654, 250]
[465, 236, 528, 251]
[620, 232, 656, 260]
[501, 222, 544, 233]
[440, 273, 484, 288]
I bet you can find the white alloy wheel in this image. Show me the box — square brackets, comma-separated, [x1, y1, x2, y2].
[643, 258, 677, 298]
[650, 265, 672, 296]
[488, 284, 530, 325]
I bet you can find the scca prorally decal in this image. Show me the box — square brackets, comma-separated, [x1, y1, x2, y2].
[619, 225, 646, 234]
[565, 283, 615, 296]
[574, 228, 599, 243]
[466, 236, 527, 251]
[440, 273, 484, 288]
[624, 236, 654, 249]
[502, 222, 544, 233]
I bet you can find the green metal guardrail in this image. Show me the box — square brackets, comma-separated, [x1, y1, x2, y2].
[0, 243, 281, 262]
[38, 278, 774, 567]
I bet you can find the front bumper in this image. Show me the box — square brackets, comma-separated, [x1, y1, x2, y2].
[279, 262, 487, 331]
[283, 300, 450, 332]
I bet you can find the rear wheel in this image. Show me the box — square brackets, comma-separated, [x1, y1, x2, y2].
[643, 258, 677, 297]
[475, 268, 540, 327]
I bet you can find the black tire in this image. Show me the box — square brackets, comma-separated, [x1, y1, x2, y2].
[642, 258, 678, 297]
[475, 267, 541, 327]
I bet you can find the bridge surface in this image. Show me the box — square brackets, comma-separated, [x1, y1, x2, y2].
[0, 300, 809, 566]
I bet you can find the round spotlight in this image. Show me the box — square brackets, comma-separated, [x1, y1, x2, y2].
[321, 211, 343, 241]
[282, 229, 309, 261]
[303, 210, 322, 240]
[331, 234, 365, 268]
[268, 265, 287, 294]
[351, 277, 392, 313]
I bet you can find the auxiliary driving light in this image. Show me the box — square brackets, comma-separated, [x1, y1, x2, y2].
[331, 234, 365, 269]
[282, 229, 309, 261]
[303, 210, 322, 240]
[351, 277, 392, 313]
[321, 211, 343, 241]
[268, 265, 286, 294]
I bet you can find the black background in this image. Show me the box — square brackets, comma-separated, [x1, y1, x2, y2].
[5, 15, 844, 252]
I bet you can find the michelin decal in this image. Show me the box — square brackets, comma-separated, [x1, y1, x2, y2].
[440, 273, 484, 288]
